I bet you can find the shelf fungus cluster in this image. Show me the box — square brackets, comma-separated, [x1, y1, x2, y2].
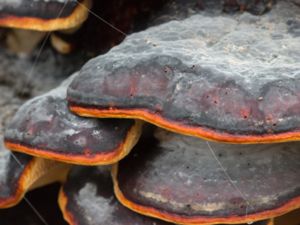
[0, 0, 299, 225]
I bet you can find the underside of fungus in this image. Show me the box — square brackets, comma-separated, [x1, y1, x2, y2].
[4, 75, 142, 165]
[68, 0, 300, 144]
[112, 128, 300, 224]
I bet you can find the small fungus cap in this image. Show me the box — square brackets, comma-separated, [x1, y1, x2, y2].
[5, 74, 142, 165]
[59, 166, 173, 225]
[60, 166, 272, 225]
[68, 1, 300, 143]
[112, 129, 300, 224]
[0, 138, 32, 208]
[0, 0, 91, 31]
[0, 137, 69, 208]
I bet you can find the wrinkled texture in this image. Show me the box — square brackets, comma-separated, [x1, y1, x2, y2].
[68, 0, 300, 141]
[5, 75, 136, 162]
[0, 0, 79, 19]
[116, 129, 300, 220]
[62, 166, 173, 225]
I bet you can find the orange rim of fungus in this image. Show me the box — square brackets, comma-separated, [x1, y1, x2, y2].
[70, 105, 300, 144]
[0, 159, 34, 208]
[5, 120, 142, 165]
[0, 157, 42, 208]
[112, 164, 300, 225]
[58, 189, 78, 225]
[0, 0, 92, 31]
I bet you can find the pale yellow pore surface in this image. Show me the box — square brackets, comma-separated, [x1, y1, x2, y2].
[28, 158, 71, 190]
[6, 29, 45, 54]
[50, 33, 73, 54]
[4, 157, 71, 208]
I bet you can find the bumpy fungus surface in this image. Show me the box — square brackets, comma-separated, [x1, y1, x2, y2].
[59, 166, 173, 225]
[5, 75, 142, 165]
[112, 129, 300, 224]
[68, 0, 300, 143]
[0, 0, 91, 31]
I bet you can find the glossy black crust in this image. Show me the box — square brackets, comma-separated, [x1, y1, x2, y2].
[116, 129, 300, 219]
[0, 145, 32, 203]
[68, 1, 300, 140]
[0, 0, 79, 19]
[62, 167, 173, 225]
[5, 77, 135, 159]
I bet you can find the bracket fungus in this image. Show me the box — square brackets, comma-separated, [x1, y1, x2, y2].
[59, 166, 273, 225]
[0, 0, 299, 224]
[68, 0, 300, 143]
[0, 71, 70, 208]
[112, 129, 300, 224]
[0, 139, 68, 208]
[59, 166, 174, 225]
[4, 75, 142, 165]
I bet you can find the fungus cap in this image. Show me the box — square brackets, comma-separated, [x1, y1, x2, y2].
[0, 71, 82, 210]
[68, 1, 300, 143]
[112, 129, 300, 224]
[59, 166, 272, 225]
[0, 0, 91, 31]
[4, 75, 142, 165]
[0, 138, 69, 208]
